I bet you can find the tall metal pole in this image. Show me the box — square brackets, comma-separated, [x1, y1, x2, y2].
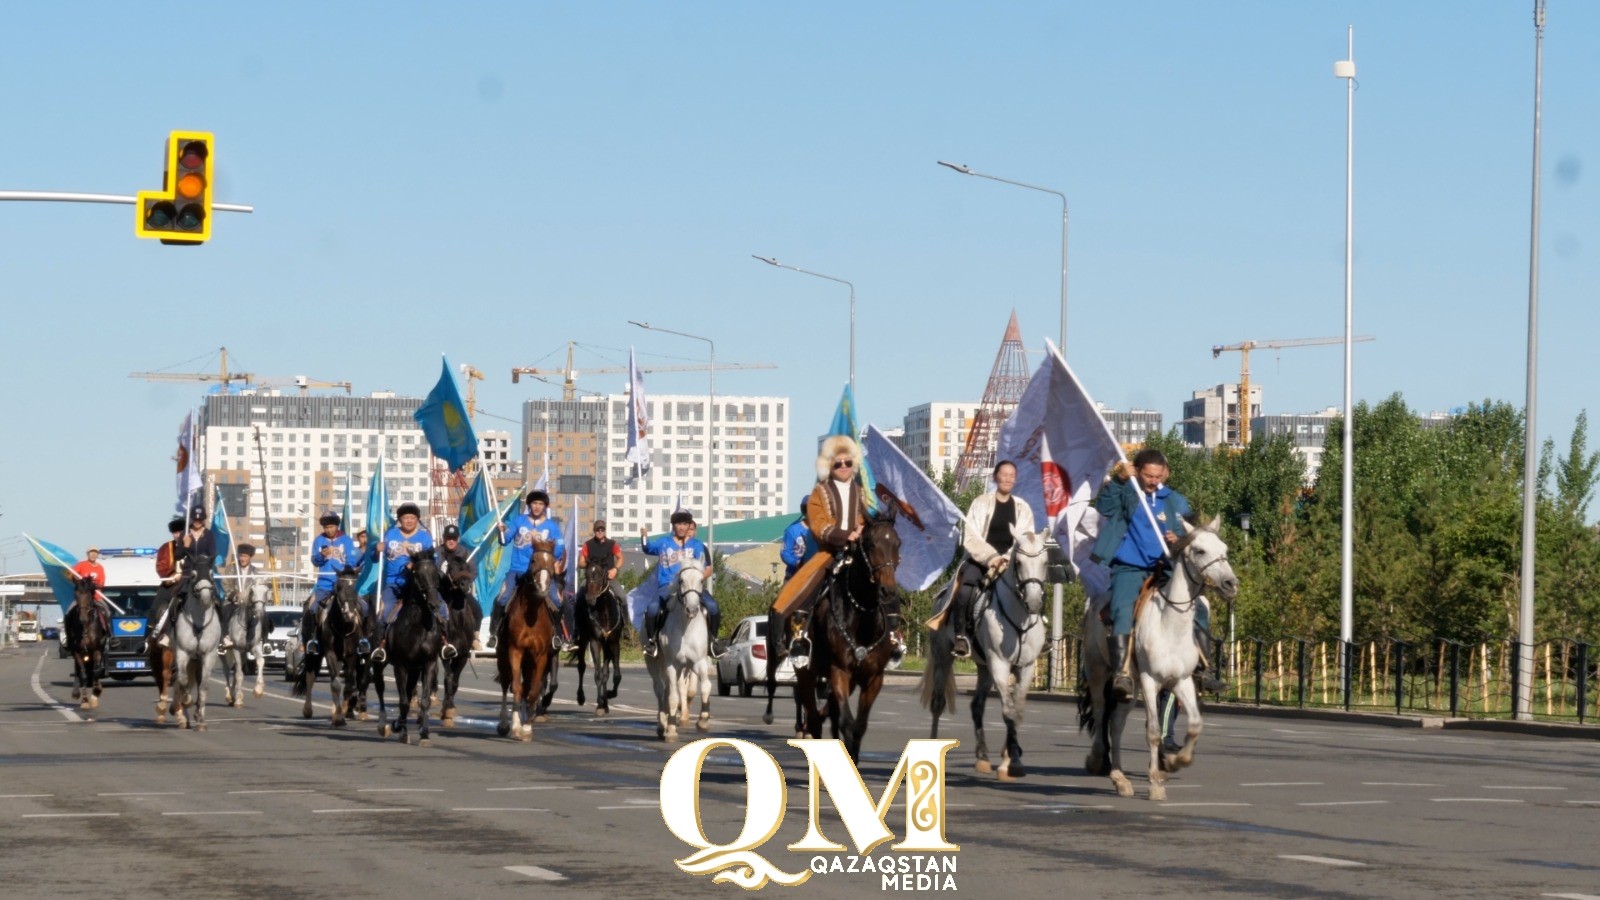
[1336, 31, 1357, 687]
[1517, 0, 1547, 721]
[629, 321, 717, 585]
[751, 256, 855, 396]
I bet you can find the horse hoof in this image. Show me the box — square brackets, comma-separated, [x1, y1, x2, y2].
[1111, 774, 1134, 798]
[594, 708, 607, 718]
[441, 717, 454, 729]
[380, 723, 391, 737]
[1159, 753, 1179, 774]
[71, 688, 81, 700]
[762, 712, 774, 725]
[333, 718, 347, 729]
[696, 720, 711, 733]
[196, 723, 207, 733]
[974, 759, 993, 774]
[419, 738, 432, 747]
[1000, 763, 1026, 781]
[497, 722, 511, 738]
[253, 685, 265, 698]
[359, 712, 370, 722]
[534, 714, 549, 724]
[518, 730, 532, 743]
[1149, 785, 1166, 802]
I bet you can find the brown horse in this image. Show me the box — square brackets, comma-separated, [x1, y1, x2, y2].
[574, 557, 624, 716]
[66, 577, 107, 711]
[437, 555, 482, 728]
[795, 507, 903, 761]
[496, 540, 560, 741]
[149, 639, 179, 724]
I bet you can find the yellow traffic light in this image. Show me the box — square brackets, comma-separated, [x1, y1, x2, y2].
[135, 130, 214, 244]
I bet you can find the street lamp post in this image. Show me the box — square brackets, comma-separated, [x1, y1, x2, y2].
[1335, 32, 1357, 694]
[630, 321, 716, 582]
[752, 256, 855, 396]
[1236, 513, 1250, 654]
[1517, 0, 1548, 721]
[939, 160, 1070, 686]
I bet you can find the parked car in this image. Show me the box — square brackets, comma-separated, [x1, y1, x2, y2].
[57, 628, 71, 659]
[716, 615, 796, 697]
[41, 626, 60, 641]
[259, 606, 304, 677]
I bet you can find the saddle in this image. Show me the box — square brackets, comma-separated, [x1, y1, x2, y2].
[1094, 564, 1172, 628]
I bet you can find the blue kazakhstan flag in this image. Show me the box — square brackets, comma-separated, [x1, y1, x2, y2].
[459, 469, 492, 536]
[414, 356, 479, 473]
[462, 489, 521, 615]
[826, 383, 878, 511]
[23, 534, 80, 614]
[357, 458, 390, 597]
[211, 488, 233, 570]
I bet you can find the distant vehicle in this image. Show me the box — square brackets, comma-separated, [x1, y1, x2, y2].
[41, 626, 60, 641]
[258, 606, 302, 677]
[17, 620, 41, 643]
[57, 628, 71, 659]
[94, 551, 163, 680]
[716, 614, 795, 698]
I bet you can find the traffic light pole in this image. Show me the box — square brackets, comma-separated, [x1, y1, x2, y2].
[0, 191, 253, 213]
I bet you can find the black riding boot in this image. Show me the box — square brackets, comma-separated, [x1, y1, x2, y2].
[300, 605, 319, 656]
[951, 588, 974, 659]
[488, 605, 504, 649]
[1195, 636, 1226, 694]
[642, 609, 666, 658]
[1109, 634, 1135, 701]
[438, 608, 457, 660]
[707, 609, 726, 659]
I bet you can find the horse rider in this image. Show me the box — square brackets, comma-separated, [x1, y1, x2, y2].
[945, 460, 1036, 659]
[567, 519, 620, 646]
[301, 512, 361, 657]
[780, 500, 818, 581]
[434, 523, 480, 651]
[489, 490, 566, 649]
[352, 528, 370, 561]
[153, 506, 216, 649]
[639, 510, 725, 659]
[68, 546, 112, 633]
[1091, 448, 1220, 702]
[770, 435, 872, 660]
[370, 502, 454, 663]
[218, 542, 265, 652]
[144, 517, 185, 654]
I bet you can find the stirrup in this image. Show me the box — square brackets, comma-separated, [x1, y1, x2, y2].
[642, 636, 659, 658]
[370, 645, 386, 664]
[356, 638, 371, 656]
[951, 634, 971, 659]
[709, 639, 728, 660]
[305, 638, 320, 655]
[788, 637, 811, 659]
[441, 644, 458, 661]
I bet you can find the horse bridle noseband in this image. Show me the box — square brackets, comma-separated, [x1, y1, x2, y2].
[1165, 543, 1229, 612]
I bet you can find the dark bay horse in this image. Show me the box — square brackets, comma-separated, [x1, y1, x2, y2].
[574, 557, 624, 716]
[294, 567, 364, 727]
[795, 507, 903, 761]
[437, 555, 482, 729]
[375, 552, 445, 746]
[496, 541, 559, 741]
[65, 577, 106, 711]
[761, 602, 806, 738]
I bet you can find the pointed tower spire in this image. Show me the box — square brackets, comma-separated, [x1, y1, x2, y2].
[956, 311, 1032, 489]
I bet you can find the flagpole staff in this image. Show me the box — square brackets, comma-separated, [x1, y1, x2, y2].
[468, 484, 526, 565]
[631, 321, 717, 588]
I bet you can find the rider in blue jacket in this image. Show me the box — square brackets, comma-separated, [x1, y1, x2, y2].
[640, 510, 725, 659]
[370, 502, 452, 663]
[488, 490, 566, 648]
[301, 512, 361, 655]
[780, 500, 817, 581]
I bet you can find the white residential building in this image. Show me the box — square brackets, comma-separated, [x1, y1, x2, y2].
[900, 402, 979, 479]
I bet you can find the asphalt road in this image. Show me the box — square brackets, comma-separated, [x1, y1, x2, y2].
[3, 645, 1597, 900]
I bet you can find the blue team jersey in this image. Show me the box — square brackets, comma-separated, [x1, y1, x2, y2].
[311, 534, 358, 590]
[503, 513, 565, 575]
[780, 519, 817, 579]
[381, 526, 435, 586]
[644, 535, 710, 592]
[1112, 484, 1191, 569]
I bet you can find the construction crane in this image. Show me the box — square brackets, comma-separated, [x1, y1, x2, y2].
[459, 363, 485, 420]
[1211, 335, 1376, 446]
[130, 346, 254, 388]
[250, 376, 353, 396]
[512, 341, 776, 400]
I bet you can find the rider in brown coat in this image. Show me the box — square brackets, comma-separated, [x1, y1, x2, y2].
[771, 435, 871, 659]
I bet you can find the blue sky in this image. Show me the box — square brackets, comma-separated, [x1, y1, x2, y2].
[2, 2, 1596, 569]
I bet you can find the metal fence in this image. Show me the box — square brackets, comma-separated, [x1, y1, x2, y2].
[1014, 635, 1600, 723]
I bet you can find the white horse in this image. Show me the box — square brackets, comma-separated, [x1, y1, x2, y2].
[1079, 516, 1238, 800]
[644, 568, 712, 743]
[220, 574, 269, 707]
[920, 527, 1050, 780]
[172, 561, 224, 732]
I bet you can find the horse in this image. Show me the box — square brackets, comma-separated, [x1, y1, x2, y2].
[920, 526, 1050, 781]
[1079, 516, 1238, 801]
[373, 552, 445, 746]
[760, 602, 807, 738]
[794, 507, 902, 761]
[574, 557, 625, 716]
[171, 557, 223, 732]
[149, 639, 178, 725]
[436, 553, 482, 729]
[65, 577, 106, 711]
[294, 567, 365, 727]
[496, 541, 561, 742]
[643, 567, 713, 742]
[219, 571, 270, 707]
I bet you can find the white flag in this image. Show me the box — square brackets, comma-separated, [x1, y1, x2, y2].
[624, 347, 652, 484]
[863, 425, 963, 592]
[175, 410, 201, 518]
[534, 452, 549, 493]
[995, 339, 1125, 576]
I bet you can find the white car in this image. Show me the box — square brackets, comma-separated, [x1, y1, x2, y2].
[259, 605, 304, 674]
[717, 615, 796, 697]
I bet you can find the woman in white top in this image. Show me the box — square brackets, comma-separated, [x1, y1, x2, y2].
[951, 460, 1036, 658]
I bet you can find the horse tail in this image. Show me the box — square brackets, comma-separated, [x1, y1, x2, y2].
[918, 651, 955, 715]
[291, 661, 308, 698]
[1076, 661, 1093, 733]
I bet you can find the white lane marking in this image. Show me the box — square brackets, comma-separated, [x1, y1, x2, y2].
[1158, 802, 1251, 808]
[99, 792, 184, 797]
[23, 812, 120, 818]
[453, 807, 550, 812]
[356, 788, 443, 793]
[313, 808, 411, 814]
[488, 786, 584, 792]
[162, 811, 263, 817]
[1270, 729, 1319, 734]
[1021, 803, 1116, 810]
[1430, 798, 1525, 803]
[229, 789, 316, 795]
[1363, 782, 1441, 787]
[1241, 782, 1323, 787]
[597, 805, 655, 811]
[0, 794, 53, 799]
[1565, 800, 1600, 805]
[6, 728, 66, 734]
[31, 652, 83, 723]
[1481, 785, 1565, 791]
[506, 865, 567, 881]
[1541, 894, 1600, 900]
[1279, 855, 1367, 868]
[1298, 801, 1390, 807]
